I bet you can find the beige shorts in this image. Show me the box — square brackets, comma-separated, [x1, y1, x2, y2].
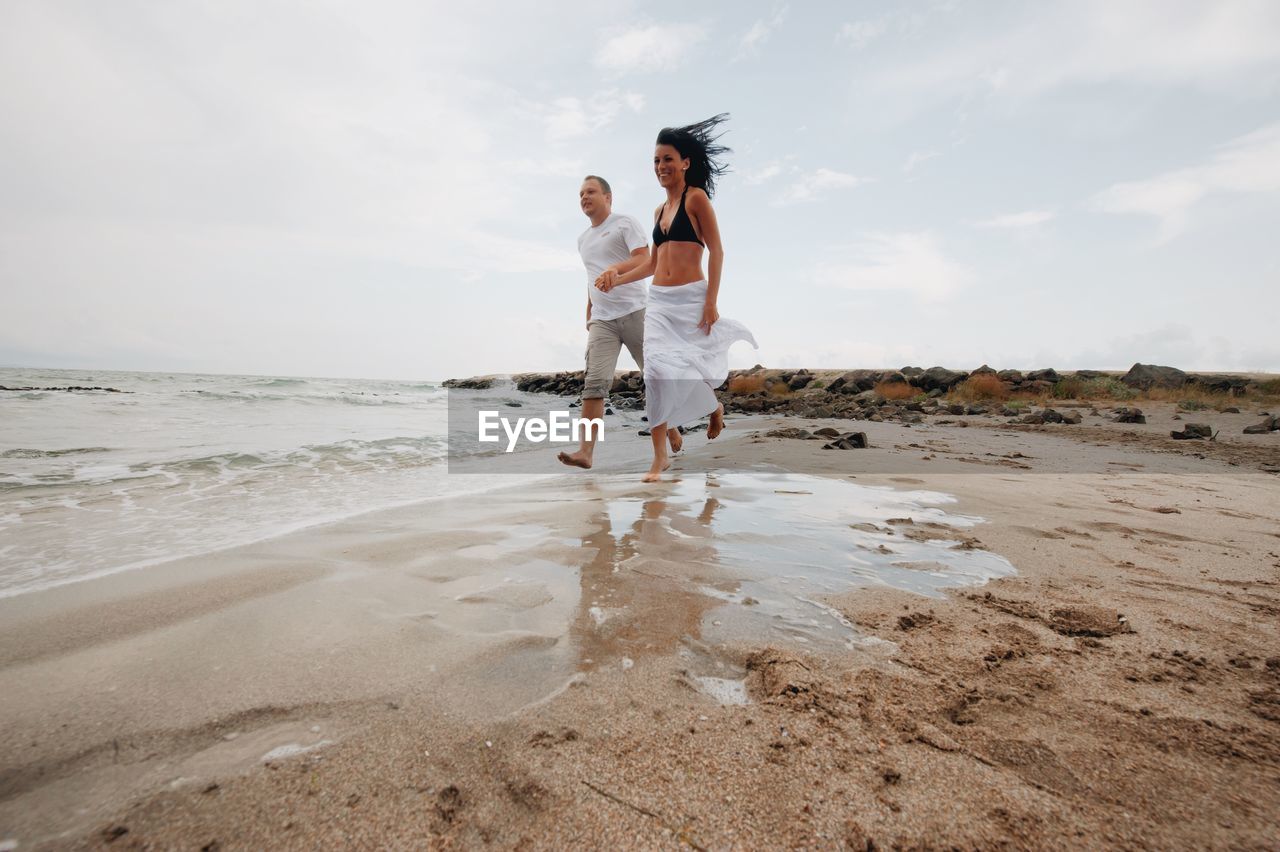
[583, 308, 645, 399]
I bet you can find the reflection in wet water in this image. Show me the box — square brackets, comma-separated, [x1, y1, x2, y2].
[415, 472, 1014, 711]
[562, 473, 1014, 702]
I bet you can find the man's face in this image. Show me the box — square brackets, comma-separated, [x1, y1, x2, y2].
[580, 179, 611, 218]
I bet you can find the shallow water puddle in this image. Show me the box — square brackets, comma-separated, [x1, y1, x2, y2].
[420, 472, 1014, 711]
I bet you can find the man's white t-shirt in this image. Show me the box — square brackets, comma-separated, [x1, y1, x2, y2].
[578, 212, 650, 322]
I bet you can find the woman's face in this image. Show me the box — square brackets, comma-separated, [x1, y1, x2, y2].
[653, 144, 689, 188]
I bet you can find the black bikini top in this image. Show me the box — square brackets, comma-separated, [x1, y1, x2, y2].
[653, 186, 704, 248]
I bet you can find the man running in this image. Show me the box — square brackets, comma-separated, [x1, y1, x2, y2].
[558, 176, 652, 469]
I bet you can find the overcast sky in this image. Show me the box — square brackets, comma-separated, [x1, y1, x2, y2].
[2, 0, 1278, 380]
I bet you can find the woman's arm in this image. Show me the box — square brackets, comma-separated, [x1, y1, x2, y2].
[687, 189, 722, 333]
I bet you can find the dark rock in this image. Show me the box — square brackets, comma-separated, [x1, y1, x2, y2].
[997, 370, 1024, 383]
[1242, 416, 1277, 435]
[1113, 407, 1146, 424]
[442, 377, 495, 389]
[900, 366, 924, 377]
[1021, 413, 1045, 425]
[914, 366, 968, 392]
[854, 389, 885, 406]
[1061, 410, 1082, 424]
[787, 372, 814, 391]
[813, 427, 841, 438]
[1221, 407, 1240, 414]
[1073, 370, 1109, 380]
[2, 385, 130, 393]
[1026, 368, 1061, 383]
[969, 364, 997, 377]
[1121, 363, 1188, 390]
[1041, 408, 1065, 424]
[766, 427, 814, 440]
[1171, 423, 1213, 440]
[1189, 373, 1249, 393]
[823, 432, 869, 450]
[828, 370, 879, 395]
[965, 404, 989, 416]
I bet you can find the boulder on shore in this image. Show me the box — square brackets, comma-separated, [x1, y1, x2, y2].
[1171, 423, 1213, 440]
[1122, 363, 1188, 390]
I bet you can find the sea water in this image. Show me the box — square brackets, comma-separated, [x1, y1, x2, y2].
[0, 367, 631, 597]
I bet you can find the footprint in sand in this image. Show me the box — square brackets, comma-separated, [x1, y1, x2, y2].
[1013, 526, 1065, 540]
[1053, 527, 1096, 540]
[981, 739, 1083, 796]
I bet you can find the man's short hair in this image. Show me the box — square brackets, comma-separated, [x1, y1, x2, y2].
[584, 174, 612, 195]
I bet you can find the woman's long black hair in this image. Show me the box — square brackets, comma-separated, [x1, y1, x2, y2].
[656, 113, 731, 199]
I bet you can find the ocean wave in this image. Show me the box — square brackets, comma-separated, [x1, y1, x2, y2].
[0, 435, 447, 496]
[1, 447, 113, 459]
[180, 389, 425, 406]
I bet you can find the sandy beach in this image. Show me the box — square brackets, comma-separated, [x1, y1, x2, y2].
[1, 392, 1277, 849]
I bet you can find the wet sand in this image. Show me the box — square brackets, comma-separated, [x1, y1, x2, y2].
[2, 402, 1278, 849]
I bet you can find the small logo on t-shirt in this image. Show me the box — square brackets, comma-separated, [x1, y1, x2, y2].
[599, 230, 612, 238]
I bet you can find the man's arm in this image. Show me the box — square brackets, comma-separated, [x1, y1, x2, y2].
[598, 246, 652, 291]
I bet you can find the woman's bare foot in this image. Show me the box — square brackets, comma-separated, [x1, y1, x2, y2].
[641, 457, 671, 482]
[707, 403, 725, 439]
[667, 428, 683, 454]
[557, 450, 592, 469]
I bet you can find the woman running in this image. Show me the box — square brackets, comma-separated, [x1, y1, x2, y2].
[595, 114, 757, 482]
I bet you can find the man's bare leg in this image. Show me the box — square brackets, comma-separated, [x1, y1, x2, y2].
[642, 424, 671, 482]
[558, 397, 604, 469]
[707, 403, 726, 439]
[667, 426, 683, 454]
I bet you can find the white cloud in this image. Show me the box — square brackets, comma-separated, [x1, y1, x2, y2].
[594, 24, 708, 74]
[861, 1, 1280, 115]
[743, 162, 783, 185]
[972, 210, 1055, 229]
[1092, 121, 1280, 240]
[774, 168, 865, 204]
[736, 6, 788, 61]
[816, 232, 973, 301]
[532, 89, 647, 143]
[837, 19, 888, 49]
[902, 150, 940, 174]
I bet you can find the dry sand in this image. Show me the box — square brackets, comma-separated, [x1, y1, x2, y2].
[1, 401, 1278, 850]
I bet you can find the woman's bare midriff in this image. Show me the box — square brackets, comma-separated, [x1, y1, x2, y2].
[652, 242, 704, 287]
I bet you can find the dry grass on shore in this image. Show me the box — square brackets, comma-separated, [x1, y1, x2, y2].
[947, 374, 1280, 410]
[873, 380, 916, 400]
[727, 374, 794, 397]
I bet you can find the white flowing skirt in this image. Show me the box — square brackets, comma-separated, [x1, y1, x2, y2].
[643, 280, 757, 429]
